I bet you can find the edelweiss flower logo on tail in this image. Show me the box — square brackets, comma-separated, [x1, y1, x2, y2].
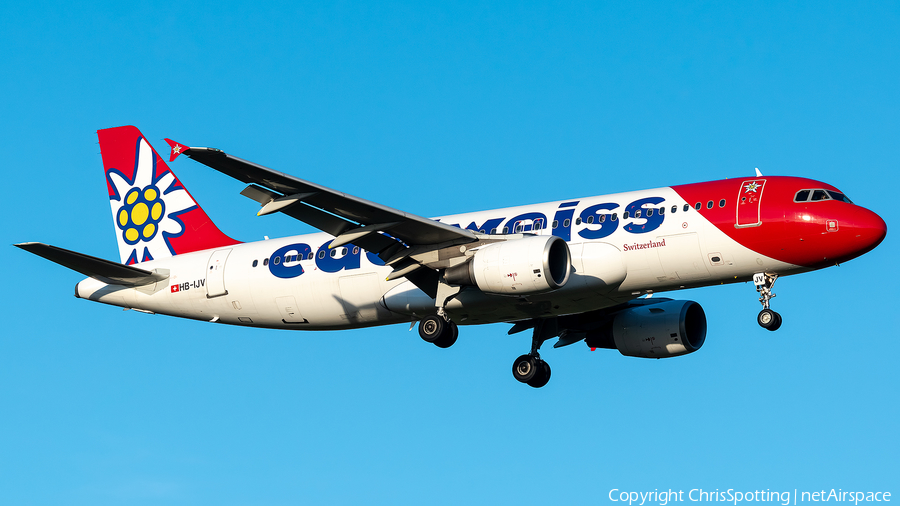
[107, 138, 197, 264]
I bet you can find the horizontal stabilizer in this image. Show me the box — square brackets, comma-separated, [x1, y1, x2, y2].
[15, 242, 169, 287]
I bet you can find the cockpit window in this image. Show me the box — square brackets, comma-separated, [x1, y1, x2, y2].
[795, 189, 853, 204]
[811, 190, 829, 201]
[827, 190, 852, 203]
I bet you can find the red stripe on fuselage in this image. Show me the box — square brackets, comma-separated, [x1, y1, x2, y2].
[671, 176, 886, 268]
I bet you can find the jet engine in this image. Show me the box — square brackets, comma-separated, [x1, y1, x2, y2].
[444, 235, 571, 295]
[584, 300, 707, 358]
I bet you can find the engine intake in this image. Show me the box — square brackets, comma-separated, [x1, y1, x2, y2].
[445, 235, 571, 295]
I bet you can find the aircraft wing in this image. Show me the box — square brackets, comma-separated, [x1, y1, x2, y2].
[15, 242, 169, 287]
[164, 140, 477, 256]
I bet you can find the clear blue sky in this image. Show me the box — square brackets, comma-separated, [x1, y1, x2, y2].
[1, 2, 897, 504]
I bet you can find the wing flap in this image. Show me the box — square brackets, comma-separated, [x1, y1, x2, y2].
[15, 242, 169, 287]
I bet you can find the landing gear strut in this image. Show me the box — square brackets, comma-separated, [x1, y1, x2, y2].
[511, 318, 557, 388]
[418, 315, 458, 348]
[754, 272, 782, 331]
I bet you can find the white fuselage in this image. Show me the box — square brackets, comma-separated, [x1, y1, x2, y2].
[76, 186, 798, 329]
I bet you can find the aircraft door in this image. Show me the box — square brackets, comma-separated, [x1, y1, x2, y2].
[736, 179, 766, 227]
[206, 249, 231, 298]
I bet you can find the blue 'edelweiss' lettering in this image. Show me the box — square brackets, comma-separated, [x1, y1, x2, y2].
[623, 197, 665, 234]
[269, 196, 667, 278]
[268, 240, 385, 278]
[578, 202, 619, 239]
[449, 197, 667, 241]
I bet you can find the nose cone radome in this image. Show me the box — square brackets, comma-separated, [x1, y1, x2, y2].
[853, 207, 887, 254]
[834, 206, 887, 263]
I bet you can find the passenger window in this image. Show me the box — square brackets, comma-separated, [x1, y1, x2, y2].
[599, 214, 606, 223]
[263, 258, 269, 266]
[659, 207, 665, 215]
[562, 220, 570, 228]
[706, 200, 713, 209]
[352, 247, 359, 255]
[635, 210, 642, 218]
[574, 218, 581, 226]
[490, 228, 497, 234]
[646, 208, 653, 217]
[252, 259, 258, 267]
[502, 227, 509, 234]
[551, 220, 558, 229]
[318, 251, 326, 259]
[795, 190, 810, 202]
[683, 204, 690, 212]
[694, 202, 702, 210]
[586, 215, 594, 224]
[479, 229, 485, 233]
[307, 253, 313, 260]
[671, 205, 677, 213]
[611, 213, 618, 221]
[623, 211, 630, 219]
[719, 199, 726, 208]
[812, 190, 830, 201]
[273, 256, 281, 265]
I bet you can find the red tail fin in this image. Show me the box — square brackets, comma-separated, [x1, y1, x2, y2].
[98, 125, 240, 265]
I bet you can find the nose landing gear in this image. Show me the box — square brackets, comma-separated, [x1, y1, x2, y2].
[754, 272, 782, 331]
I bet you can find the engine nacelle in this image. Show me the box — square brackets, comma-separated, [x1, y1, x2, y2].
[586, 300, 707, 358]
[445, 235, 571, 295]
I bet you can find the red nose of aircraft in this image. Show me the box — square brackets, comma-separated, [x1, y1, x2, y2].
[829, 205, 887, 264]
[852, 206, 887, 252]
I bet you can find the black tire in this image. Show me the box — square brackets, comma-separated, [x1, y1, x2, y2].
[512, 354, 538, 383]
[434, 321, 458, 348]
[527, 360, 551, 388]
[419, 315, 445, 343]
[757, 309, 779, 330]
[768, 311, 783, 331]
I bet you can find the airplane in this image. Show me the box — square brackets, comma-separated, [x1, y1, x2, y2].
[16, 125, 887, 388]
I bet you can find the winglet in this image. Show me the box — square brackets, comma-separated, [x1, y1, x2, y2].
[755, 167, 763, 177]
[164, 138, 189, 162]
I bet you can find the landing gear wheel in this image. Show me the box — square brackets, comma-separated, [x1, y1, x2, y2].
[418, 315, 445, 343]
[770, 311, 782, 331]
[434, 321, 458, 348]
[527, 360, 551, 388]
[512, 355, 551, 387]
[512, 354, 538, 383]
[419, 316, 458, 348]
[758, 309, 782, 331]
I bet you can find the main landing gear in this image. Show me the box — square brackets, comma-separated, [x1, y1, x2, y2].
[417, 279, 553, 388]
[754, 272, 782, 331]
[511, 318, 557, 388]
[512, 354, 551, 388]
[418, 315, 458, 348]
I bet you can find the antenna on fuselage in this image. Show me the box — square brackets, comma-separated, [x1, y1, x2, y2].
[755, 167, 763, 177]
